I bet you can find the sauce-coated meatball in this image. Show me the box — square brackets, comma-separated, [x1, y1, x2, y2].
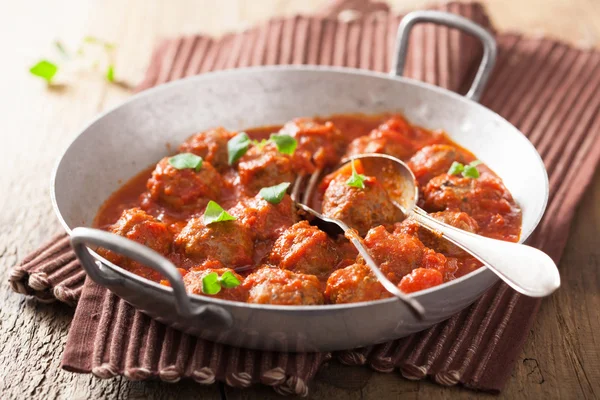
[363, 225, 427, 283]
[396, 211, 478, 257]
[178, 127, 236, 170]
[363, 225, 456, 282]
[345, 116, 418, 161]
[321, 162, 403, 236]
[174, 217, 254, 269]
[268, 221, 338, 280]
[229, 193, 297, 241]
[142, 157, 222, 214]
[183, 267, 248, 302]
[408, 144, 467, 186]
[280, 118, 347, 172]
[325, 263, 390, 304]
[422, 173, 520, 241]
[237, 145, 296, 195]
[98, 208, 172, 281]
[243, 267, 324, 305]
[398, 268, 444, 293]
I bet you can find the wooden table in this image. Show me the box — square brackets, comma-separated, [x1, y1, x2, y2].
[1, 1, 598, 398]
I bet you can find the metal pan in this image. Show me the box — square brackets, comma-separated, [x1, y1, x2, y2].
[52, 11, 549, 352]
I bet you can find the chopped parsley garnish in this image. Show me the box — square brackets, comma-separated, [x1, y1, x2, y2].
[168, 153, 203, 171]
[346, 160, 367, 189]
[269, 133, 297, 155]
[227, 132, 297, 165]
[251, 138, 269, 150]
[30, 36, 117, 85]
[203, 200, 237, 225]
[201, 270, 241, 295]
[259, 182, 290, 204]
[227, 132, 251, 164]
[448, 160, 482, 179]
[219, 271, 241, 288]
[29, 60, 58, 83]
[106, 64, 115, 82]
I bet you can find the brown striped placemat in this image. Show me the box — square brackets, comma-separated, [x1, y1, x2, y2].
[9, 1, 600, 397]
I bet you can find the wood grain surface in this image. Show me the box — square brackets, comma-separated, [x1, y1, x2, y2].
[1, 1, 598, 399]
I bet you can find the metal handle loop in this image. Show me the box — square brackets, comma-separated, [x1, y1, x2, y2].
[70, 227, 232, 325]
[391, 10, 497, 102]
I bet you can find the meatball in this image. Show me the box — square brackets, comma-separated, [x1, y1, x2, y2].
[363, 225, 427, 283]
[398, 268, 444, 293]
[183, 267, 248, 302]
[174, 217, 254, 269]
[325, 263, 390, 304]
[280, 118, 347, 172]
[422, 173, 520, 241]
[98, 208, 173, 281]
[408, 144, 467, 186]
[268, 221, 338, 280]
[237, 145, 296, 195]
[395, 211, 479, 257]
[243, 267, 324, 305]
[321, 163, 403, 236]
[229, 194, 297, 241]
[345, 116, 418, 161]
[362, 225, 456, 282]
[142, 157, 222, 214]
[178, 127, 236, 170]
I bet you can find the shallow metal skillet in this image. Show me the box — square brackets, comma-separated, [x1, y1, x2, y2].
[53, 11, 551, 352]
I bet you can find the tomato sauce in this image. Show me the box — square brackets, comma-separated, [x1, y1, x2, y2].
[93, 114, 521, 305]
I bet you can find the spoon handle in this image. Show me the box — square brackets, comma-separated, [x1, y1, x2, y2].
[411, 207, 560, 297]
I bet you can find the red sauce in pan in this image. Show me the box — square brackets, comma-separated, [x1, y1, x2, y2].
[93, 114, 521, 305]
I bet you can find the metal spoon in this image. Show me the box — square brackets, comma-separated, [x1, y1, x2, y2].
[291, 174, 426, 319]
[342, 154, 561, 298]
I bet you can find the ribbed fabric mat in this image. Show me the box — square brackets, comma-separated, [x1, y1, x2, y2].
[9, 1, 600, 396]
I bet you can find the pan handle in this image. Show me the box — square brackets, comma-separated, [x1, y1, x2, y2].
[391, 10, 497, 102]
[70, 227, 232, 325]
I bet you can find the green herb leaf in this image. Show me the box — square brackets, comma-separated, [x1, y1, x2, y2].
[203, 200, 237, 225]
[259, 182, 290, 204]
[84, 36, 99, 44]
[168, 153, 203, 171]
[270, 133, 297, 155]
[448, 160, 481, 178]
[218, 271, 241, 288]
[54, 41, 69, 59]
[202, 272, 222, 295]
[462, 164, 480, 179]
[346, 161, 366, 189]
[106, 64, 115, 82]
[29, 60, 58, 82]
[251, 138, 269, 150]
[447, 161, 464, 176]
[228, 132, 251, 164]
